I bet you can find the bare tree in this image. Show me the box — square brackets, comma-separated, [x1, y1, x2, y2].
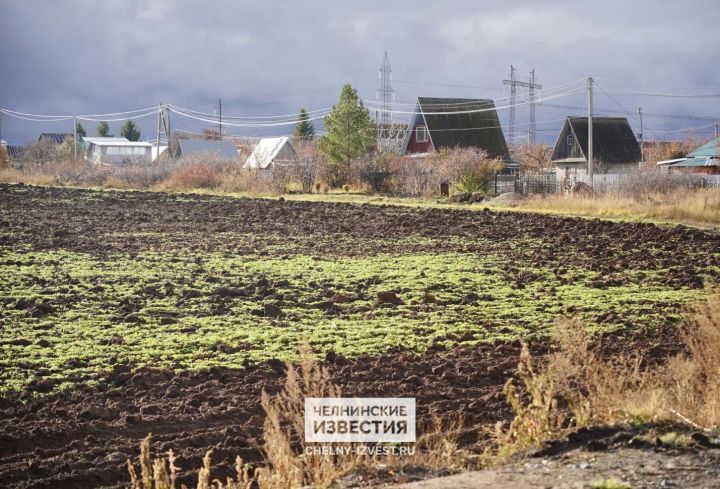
[512, 142, 553, 173]
[23, 139, 58, 169]
[641, 134, 709, 169]
[292, 142, 323, 193]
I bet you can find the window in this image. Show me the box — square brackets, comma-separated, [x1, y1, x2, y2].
[106, 146, 120, 155]
[566, 134, 574, 147]
[415, 126, 429, 143]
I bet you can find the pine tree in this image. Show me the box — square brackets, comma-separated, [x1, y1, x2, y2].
[96, 121, 112, 137]
[293, 108, 315, 142]
[75, 122, 86, 138]
[318, 84, 374, 185]
[120, 120, 141, 141]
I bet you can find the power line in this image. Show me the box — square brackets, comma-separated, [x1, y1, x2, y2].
[364, 78, 584, 108]
[598, 88, 720, 98]
[368, 88, 585, 116]
[169, 104, 332, 121]
[540, 103, 718, 121]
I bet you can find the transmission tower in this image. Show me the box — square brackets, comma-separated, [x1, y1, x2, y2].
[503, 66, 542, 145]
[502, 65, 518, 144]
[527, 70, 541, 144]
[377, 51, 394, 129]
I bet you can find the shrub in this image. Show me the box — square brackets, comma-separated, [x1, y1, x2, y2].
[0, 146, 8, 169]
[163, 163, 220, 190]
[292, 142, 323, 193]
[358, 152, 395, 193]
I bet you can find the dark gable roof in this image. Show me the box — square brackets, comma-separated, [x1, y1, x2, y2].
[5, 146, 25, 159]
[418, 97, 509, 159]
[568, 117, 641, 164]
[38, 133, 73, 144]
[178, 139, 238, 159]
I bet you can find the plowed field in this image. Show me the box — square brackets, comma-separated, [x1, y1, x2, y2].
[1, 184, 718, 488]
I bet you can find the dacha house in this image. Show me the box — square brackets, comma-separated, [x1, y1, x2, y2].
[399, 97, 517, 174]
[82, 137, 153, 165]
[550, 116, 641, 179]
[657, 137, 719, 175]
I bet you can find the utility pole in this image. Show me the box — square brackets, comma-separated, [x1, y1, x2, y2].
[502, 65, 517, 145]
[215, 98, 223, 136]
[587, 77, 594, 181]
[156, 103, 162, 161]
[73, 116, 78, 161]
[637, 107, 644, 165]
[715, 122, 718, 140]
[161, 108, 172, 158]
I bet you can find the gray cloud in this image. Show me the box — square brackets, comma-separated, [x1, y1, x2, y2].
[1, 0, 718, 144]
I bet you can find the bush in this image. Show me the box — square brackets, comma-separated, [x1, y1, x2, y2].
[385, 147, 503, 196]
[111, 162, 176, 189]
[292, 142, 323, 193]
[0, 146, 8, 169]
[163, 163, 220, 190]
[358, 152, 395, 193]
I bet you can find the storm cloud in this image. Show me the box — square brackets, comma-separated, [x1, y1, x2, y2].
[1, 0, 718, 144]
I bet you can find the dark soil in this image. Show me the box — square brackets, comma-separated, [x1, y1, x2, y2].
[0, 184, 716, 488]
[0, 185, 718, 292]
[0, 325, 682, 489]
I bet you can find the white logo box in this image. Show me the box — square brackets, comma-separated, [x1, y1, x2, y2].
[305, 397, 416, 443]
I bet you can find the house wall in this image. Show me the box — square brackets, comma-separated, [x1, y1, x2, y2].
[551, 123, 584, 161]
[555, 161, 640, 181]
[406, 125, 432, 154]
[276, 143, 295, 162]
[89, 144, 151, 165]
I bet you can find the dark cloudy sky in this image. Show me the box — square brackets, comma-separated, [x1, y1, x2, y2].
[1, 0, 718, 145]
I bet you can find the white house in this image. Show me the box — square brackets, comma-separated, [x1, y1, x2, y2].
[82, 137, 153, 165]
[244, 137, 296, 170]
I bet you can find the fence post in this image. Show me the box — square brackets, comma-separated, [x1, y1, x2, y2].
[494, 173, 498, 195]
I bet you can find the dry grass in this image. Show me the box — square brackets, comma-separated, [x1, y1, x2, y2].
[663, 292, 720, 428]
[127, 433, 252, 489]
[522, 187, 720, 226]
[254, 341, 358, 488]
[0, 167, 56, 186]
[491, 291, 720, 459]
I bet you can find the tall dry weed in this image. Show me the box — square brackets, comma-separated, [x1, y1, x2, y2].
[493, 291, 720, 459]
[663, 292, 720, 429]
[254, 341, 358, 488]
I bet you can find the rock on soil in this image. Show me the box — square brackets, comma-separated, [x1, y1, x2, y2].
[487, 192, 527, 207]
